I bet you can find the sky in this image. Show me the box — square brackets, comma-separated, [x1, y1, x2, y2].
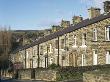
[0, 0, 109, 30]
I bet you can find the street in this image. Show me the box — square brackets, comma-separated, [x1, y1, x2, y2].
[1, 79, 46, 82]
[1, 79, 83, 82]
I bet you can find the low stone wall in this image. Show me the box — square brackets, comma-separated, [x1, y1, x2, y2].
[17, 65, 110, 81]
[35, 69, 57, 81]
[17, 68, 57, 81]
[18, 69, 32, 80]
[83, 70, 110, 82]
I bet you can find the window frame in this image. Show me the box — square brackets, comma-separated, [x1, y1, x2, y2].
[73, 35, 77, 46]
[105, 26, 110, 41]
[55, 40, 58, 49]
[93, 49, 98, 65]
[106, 50, 110, 64]
[61, 39, 65, 49]
[82, 33, 86, 46]
[93, 28, 97, 41]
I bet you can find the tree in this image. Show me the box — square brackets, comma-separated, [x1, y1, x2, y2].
[0, 27, 12, 79]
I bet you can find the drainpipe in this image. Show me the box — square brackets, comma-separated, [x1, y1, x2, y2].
[45, 55, 47, 68]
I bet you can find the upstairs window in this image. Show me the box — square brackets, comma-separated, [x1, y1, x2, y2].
[61, 39, 65, 49]
[93, 28, 97, 41]
[105, 26, 110, 41]
[73, 35, 76, 46]
[82, 33, 86, 46]
[55, 40, 58, 49]
[40, 46, 43, 55]
[48, 43, 52, 53]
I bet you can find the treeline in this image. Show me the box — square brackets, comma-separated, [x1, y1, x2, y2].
[11, 30, 45, 50]
[0, 27, 12, 62]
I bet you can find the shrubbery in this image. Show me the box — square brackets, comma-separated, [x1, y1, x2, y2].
[48, 63, 60, 69]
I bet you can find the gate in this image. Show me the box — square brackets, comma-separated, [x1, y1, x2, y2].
[31, 69, 35, 79]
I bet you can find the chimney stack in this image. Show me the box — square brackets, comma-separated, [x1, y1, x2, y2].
[104, 1, 110, 13]
[61, 20, 70, 28]
[72, 16, 83, 25]
[88, 7, 101, 19]
[52, 25, 60, 32]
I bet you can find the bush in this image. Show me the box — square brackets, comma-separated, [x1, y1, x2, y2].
[48, 63, 60, 69]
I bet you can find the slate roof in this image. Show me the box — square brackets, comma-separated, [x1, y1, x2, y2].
[12, 13, 110, 54]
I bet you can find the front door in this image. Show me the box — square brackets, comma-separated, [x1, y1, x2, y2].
[69, 52, 77, 67]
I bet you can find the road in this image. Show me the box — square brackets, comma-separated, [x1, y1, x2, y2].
[1, 79, 46, 82]
[1, 79, 83, 82]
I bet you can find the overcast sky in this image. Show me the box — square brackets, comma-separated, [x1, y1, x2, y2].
[0, 0, 109, 30]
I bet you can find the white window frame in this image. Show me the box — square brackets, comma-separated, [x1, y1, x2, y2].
[105, 26, 110, 41]
[82, 33, 86, 46]
[49, 44, 52, 53]
[74, 35, 76, 46]
[82, 54, 86, 66]
[93, 49, 98, 65]
[72, 34, 77, 47]
[106, 51, 110, 64]
[93, 28, 97, 41]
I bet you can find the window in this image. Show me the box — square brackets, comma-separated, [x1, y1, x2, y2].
[48, 44, 52, 53]
[105, 26, 110, 41]
[82, 33, 86, 46]
[49, 58, 53, 64]
[40, 46, 43, 55]
[93, 49, 98, 65]
[61, 39, 65, 49]
[73, 35, 76, 46]
[55, 40, 58, 49]
[82, 54, 86, 66]
[93, 28, 97, 41]
[26, 51, 29, 58]
[106, 51, 110, 64]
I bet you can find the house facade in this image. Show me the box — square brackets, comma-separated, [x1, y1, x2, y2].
[11, 1, 110, 69]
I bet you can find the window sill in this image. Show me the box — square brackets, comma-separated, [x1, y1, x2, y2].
[103, 40, 110, 42]
[72, 45, 77, 48]
[80, 45, 87, 48]
[91, 40, 98, 42]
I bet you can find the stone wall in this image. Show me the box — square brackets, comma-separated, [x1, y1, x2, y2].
[18, 69, 32, 80]
[83, 71, 110, 82]
[35, 69, 57, 81]
[17, 69, 57, 81]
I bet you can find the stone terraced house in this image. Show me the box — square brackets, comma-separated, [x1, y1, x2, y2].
[11, 1, 110, 69]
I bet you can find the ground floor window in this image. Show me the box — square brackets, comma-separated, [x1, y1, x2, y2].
[106, 51, 110, 64]
[82, 54, 86, 66]
[93, 49, 98, 65]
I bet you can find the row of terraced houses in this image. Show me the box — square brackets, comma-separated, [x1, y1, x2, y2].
[11, 1, 110, 69]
